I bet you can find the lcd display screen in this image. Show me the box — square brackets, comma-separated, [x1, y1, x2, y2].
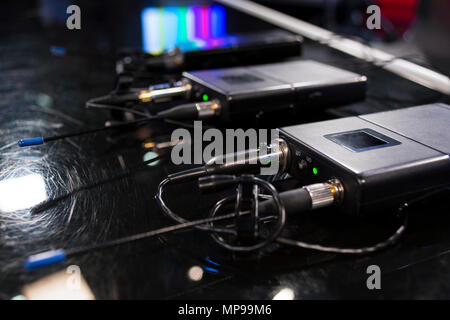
[332, 131, 387, 149]
[325, 129, 401, 152]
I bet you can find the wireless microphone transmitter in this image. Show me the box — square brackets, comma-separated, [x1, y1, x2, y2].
[279, 103, 450, 216]
[182, 60, 367, 121]
[118, 30, 303, 75]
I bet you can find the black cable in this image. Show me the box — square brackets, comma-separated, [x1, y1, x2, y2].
[156, 174, 286, 251]
[87, 97, 215, 130]
[18, 100, 217, 147]
[155, 177, 235, 234]
[259, 184, 407, 255]
[31, 154, 164, 214]
[43, 117, 159, 142]
[155, 170, 407, 255]
[17, 116, 160, 148]
[24, 211, 247, 271]
[25, 174, 447, 271]
[276, 216, 407, 254]
[269, 187, 448, 255]
[65, 212, 240, 257]
[207, 178, 286, 252]
[163, 118, 215, 130]
[86, 98, 150, 118]
[88, 102, 215, 130]
[205, 179, 441, 255]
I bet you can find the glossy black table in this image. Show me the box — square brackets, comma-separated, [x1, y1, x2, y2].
[1, 1, 449, 299]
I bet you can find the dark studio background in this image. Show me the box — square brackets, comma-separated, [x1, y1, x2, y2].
[0, 0, 449, 299]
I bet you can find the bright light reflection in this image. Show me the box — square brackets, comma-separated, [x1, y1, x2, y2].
[187, 265, 204, 282]
[0, 174, 47, 212]
[143, 151, 160, 166]
[272, 288, 295, 300]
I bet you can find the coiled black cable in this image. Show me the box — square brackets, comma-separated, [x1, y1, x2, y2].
[155, 175, 286, 251]
[276, 217, 407, 254]
[154, 172, 424, 255]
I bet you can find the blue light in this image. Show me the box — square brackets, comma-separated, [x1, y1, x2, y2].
[202, 266, 219, 273]
[163, 7, 179, 51]
[210, 5, 226, 38]
[205, 257, 220, 266]
[50, 46, 66, 56]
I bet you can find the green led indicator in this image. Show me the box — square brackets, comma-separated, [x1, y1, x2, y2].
[312, 167, 318, 175]
[202, 94, 209, 101]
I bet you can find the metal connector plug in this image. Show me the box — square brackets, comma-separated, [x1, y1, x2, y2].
[138, 80, 192, 103]
[205, 139, 289, 175]
[304, 179, 344, 209]
[194, 100, 222, 119]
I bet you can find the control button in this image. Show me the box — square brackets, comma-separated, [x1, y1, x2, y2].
[298, 159, 308, 170]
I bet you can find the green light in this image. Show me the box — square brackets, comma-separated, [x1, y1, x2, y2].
[312, 167, 318, 175]
[202, 94, 209, 101]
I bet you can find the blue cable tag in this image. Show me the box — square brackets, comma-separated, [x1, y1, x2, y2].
[18, 137, 45, 147]
[24, 249, 67, 271]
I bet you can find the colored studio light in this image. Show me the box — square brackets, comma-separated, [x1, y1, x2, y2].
[186, 6, 196, 41]
[141, 5, 228, 54]
[210, 5, 226, 38]
[141, 8, 163, 55]
[201, 6, 210, 39]
[192, 6, 204, 39]
[177, 6, 188, 43]
[163, 7, 179, 51]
